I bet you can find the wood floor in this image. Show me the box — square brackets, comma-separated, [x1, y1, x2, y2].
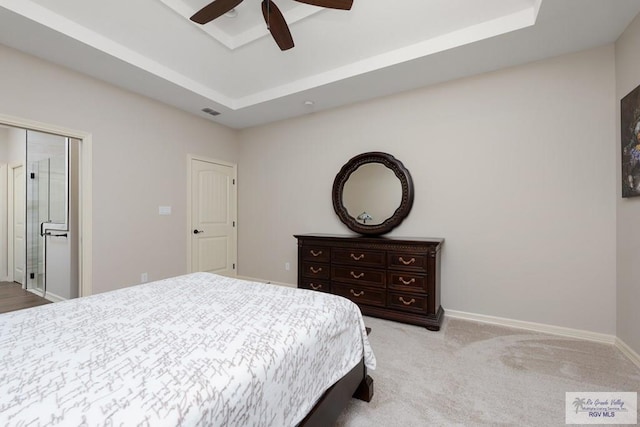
[0, 281, 51, 314]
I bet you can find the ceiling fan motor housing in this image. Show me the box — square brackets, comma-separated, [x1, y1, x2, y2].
[190, 0, 353, 50]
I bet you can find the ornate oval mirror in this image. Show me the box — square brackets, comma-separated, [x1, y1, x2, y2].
[332, 152, 414, 235]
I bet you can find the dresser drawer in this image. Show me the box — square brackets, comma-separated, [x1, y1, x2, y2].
[388, 252, 428, 272]
[301, 246, 331, 263]
[300, 278, 331, 293]
[332, 248, 386, 268]
[387, 272, 427, 293]
[333, 283, 386, 307]
[302, 262, 330, 280]
[387, 291, 429, 314]
[331, 266, 385, 288]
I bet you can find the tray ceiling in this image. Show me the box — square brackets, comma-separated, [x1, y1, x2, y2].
[0, 0, 639, 128]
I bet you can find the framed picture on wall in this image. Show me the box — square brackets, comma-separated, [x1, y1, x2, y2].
[621, 83, 640, 198]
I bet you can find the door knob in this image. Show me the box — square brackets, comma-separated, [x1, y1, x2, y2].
[193, 229, 204, 234]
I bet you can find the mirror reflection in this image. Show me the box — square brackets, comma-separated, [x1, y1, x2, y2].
[343, 163, 402, 226]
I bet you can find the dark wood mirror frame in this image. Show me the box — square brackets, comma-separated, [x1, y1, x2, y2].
[332, 152, 414, 235]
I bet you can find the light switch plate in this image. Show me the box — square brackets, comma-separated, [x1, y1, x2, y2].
[159, 206, 171, 215]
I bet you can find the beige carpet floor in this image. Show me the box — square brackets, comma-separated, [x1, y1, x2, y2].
[336, 316, 640, 426]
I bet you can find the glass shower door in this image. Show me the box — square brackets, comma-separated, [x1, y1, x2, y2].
[25, 132, 68, 294]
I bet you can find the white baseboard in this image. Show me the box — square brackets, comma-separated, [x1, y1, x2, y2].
[449, 308, 640, 370]
[445, 309, 617, 345]
[27, 288, 66, 303]
[615, 337, 640, 370]
[236, 275, 296, 288]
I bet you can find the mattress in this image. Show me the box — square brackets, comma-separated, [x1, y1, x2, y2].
[0, 272, 376, 426]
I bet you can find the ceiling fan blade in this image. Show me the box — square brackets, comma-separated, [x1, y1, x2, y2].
[294, 0, 353, 10]
[191, 0, 244, 25]
[262, 0, 294, 51]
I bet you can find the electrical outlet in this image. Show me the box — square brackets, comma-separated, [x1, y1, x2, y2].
[141, 273, 148, 283]
[285, 262, 290, 271]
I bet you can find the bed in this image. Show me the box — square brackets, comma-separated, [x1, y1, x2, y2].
[0, 272, 376, 426]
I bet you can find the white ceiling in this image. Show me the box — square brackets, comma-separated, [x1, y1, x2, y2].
[1, 0, 639, 129]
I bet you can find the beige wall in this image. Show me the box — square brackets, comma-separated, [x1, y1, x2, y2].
[0, 43, 239, 294]
[0, 128, 8, 160]
[615, 14, 640, 354]
[6, 127, 26, 164]
[0, 34, 630, 340]
[239, 45, 618, 335]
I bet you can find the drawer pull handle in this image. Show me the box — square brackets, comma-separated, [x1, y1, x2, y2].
[350, 289, 365, 297]
[310, 267, 323, 274]
[350, 253, 365, 261]
[399, 277, 416, 285]
[399, 297, 416, 306]
[350, 271, 365, 279]
[399, 257, 416, 265]
[310, 250, 323, 257]
[310, 283, 322, 290]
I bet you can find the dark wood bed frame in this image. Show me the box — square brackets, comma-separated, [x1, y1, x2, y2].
[298, 358, 373, 426]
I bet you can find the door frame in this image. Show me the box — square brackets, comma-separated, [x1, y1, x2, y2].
[0, 113, 93, 297]
[186, 154, 237, 275]
[7, 163, 23, 284]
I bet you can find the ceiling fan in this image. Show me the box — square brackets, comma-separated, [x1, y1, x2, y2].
[190, 0, 353, 51]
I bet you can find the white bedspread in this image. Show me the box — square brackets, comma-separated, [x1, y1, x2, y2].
[0, 272, 375, 426]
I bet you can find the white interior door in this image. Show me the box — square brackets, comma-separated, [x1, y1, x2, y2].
[190, 158, 237, 277]
[12, 165, 25, 284]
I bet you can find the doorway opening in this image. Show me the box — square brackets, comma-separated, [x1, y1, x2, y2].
[1, 114, 92, 299]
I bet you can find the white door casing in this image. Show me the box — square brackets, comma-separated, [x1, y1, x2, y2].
[188, 157, 237, 277]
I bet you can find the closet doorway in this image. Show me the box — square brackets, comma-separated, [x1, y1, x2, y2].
[1, 115, 92, 300]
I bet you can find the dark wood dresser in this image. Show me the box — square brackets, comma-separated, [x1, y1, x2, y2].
[295, 234, 444, 331]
